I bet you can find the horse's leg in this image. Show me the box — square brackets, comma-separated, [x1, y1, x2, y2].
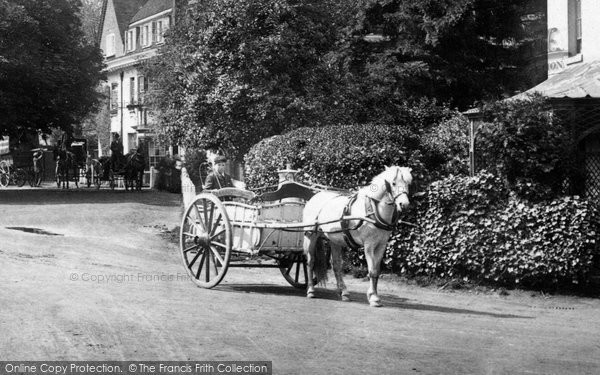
[364, 243, 385, 307]
[303, 232, 319, 298]
[330, 243, 350, 301]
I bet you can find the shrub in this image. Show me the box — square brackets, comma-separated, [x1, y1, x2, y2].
[387, 172, 600, 289]
[420, 114, 470, 178]
[477, 94, 572, 200]
[245, 124, 422, 190]
[182, 148, 207, 188]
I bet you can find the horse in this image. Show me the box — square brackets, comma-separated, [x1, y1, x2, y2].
[302, 166, 412, 307]
[55, 150, 78, 189]
[124, 147, 146, 191]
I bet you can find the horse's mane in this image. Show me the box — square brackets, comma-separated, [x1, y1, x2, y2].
[362, 166, 412, 198]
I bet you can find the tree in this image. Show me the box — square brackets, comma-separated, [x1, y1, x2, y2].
[338, 0, 547, 114]
[78, 0, 103, 44]
[146, 0, 546, 158]
[0, 0, 104, 140]
[144, 0, 354, 159]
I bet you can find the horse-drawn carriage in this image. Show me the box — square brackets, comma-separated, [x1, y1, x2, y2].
[55, 137, 96, 188]
[89, 145, 146, 191]
[179, 166, 413, 307]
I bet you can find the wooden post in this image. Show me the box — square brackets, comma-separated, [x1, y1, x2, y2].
[469, 119, 475, 177]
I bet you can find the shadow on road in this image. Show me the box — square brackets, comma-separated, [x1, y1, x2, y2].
[0, 189, 181, 207]
[220, 284, 532, 319]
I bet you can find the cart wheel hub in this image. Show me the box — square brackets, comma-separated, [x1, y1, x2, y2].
[194, 232, 211, 248]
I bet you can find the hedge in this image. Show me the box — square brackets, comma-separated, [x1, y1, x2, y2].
[388, 172, 600, 289]
[244, 123, 425, 190]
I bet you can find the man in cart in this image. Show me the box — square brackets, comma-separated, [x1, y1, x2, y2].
[204, 155, 234, 190]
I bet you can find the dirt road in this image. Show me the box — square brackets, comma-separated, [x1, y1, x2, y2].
[1, 188, 599, 375]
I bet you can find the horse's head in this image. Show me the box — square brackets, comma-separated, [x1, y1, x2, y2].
[375, 166, 412, 211]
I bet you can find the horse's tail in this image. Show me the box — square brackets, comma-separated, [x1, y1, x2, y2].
[313, 238, 329, 286]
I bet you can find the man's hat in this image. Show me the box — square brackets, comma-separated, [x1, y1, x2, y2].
[213, 155, 227, 164]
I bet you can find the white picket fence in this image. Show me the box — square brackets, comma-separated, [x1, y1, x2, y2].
[180, 166, 196, 209]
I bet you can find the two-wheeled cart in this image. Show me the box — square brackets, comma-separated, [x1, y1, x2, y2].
[180, 182, 349, 289]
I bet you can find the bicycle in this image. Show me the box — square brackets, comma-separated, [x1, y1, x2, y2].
[0, 160, 26, 188]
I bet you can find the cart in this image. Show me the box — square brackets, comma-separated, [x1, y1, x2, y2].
[179, 182, 349, 289]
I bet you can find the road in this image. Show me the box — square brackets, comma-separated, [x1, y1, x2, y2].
[1, 188, 599, 375]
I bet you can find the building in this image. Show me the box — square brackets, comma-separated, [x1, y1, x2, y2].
[97, 0, 177, 178]
[523, 0, 600, 198]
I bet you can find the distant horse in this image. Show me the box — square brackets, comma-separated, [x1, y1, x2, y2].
[124, 147, 146, 191]
[303, 166, 412, 307]
[55, 150, 78, 189]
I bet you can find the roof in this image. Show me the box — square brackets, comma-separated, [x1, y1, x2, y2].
[97, 0, 147, 44]
[113, 0, 148, 35]
[523, 60, 600, 99]
[130, 0, 174, 24]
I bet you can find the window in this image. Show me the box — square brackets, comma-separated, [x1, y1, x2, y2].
[568, 0, 582, 56]
[575, 0, 582, 54]
[142, 24, 150, 46]
[127, 29, 136, 51]
[110, 83, 118, 113]
[138, 76, 149, 104]
[130, 77, 135, 104]
[152, 21, 157, 44]
[156, 21, 164, 43]
[128, 133, 137, 152]
[105, 33, 115, 56]
[156, 17, 170, 43]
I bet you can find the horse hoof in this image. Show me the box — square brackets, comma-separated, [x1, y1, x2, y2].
[369, 300, 383, 307]
[341, 295, 351, 302]
[307, 292, 315, 299]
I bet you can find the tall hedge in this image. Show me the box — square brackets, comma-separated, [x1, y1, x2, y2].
[244, 124, 423, 190]
[477, 95, 572, 200]
[389, 173, 600, 289]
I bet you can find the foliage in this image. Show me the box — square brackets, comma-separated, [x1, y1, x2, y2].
[146, 0, 543, 157]
[245, 98, 468, 190]
[77, 0, 103, 44]
[340, 0, 546, 112]
[79, 88, 110, 155]
[182, 148, 207, 189]
[385, 172, 600, 289]
[0, 0, 105, 139]
[144, 0, 353, 160]
[244, 124, 423, 190]
[420, 114, 470, 178]
[477, 94, 571, 200]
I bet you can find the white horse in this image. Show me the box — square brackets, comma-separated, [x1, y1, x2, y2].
[303, 166, 412, 307]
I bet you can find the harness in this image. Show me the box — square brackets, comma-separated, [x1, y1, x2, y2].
[340, 193, 402, 250]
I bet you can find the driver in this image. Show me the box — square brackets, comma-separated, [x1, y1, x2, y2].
[204, 155, 234, 190]
[110, 133, 124, 171]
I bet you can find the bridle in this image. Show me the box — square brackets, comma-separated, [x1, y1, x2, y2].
[383, 179, 410, 207]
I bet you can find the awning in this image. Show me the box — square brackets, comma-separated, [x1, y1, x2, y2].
[521, 60, 600, 99]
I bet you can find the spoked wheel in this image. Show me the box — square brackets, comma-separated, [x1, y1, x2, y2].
[180, 193, 232, 288]
[0, 160, 10, 175]
[14, 168, 26, 187]
[278, 252, 314, 289]
[0, 173, 9, 188]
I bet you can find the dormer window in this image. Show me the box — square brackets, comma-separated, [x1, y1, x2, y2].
[141, 24, 150, 47]
[156, 17, 170, 43]
[126, 29, 136, 51]
[105, 33, 115, 56]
